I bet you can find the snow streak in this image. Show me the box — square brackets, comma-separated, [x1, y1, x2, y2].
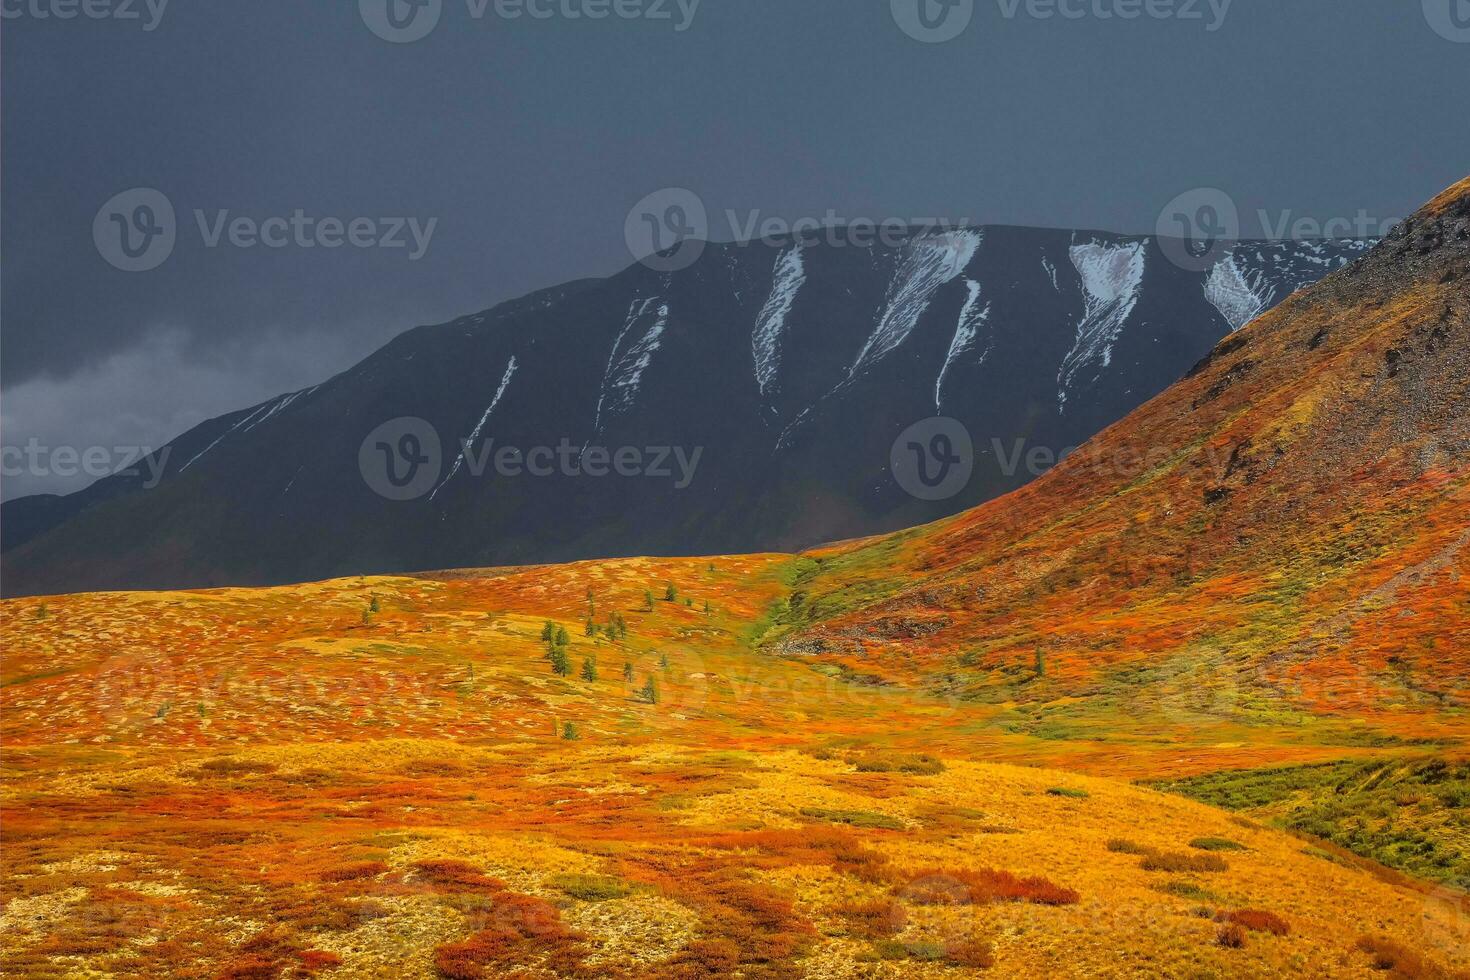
[751, 245, 807, 404]
[1057, 241, 1146, 411]
[849, 230, 982, 380]
[776, 231, 981, 450]
[591, 296, 670, 439]
[432, 355, 519, 501]
[935, 278, 992, 411]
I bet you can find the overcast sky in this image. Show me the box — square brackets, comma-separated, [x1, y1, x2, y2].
[3, 0, 1467, 498]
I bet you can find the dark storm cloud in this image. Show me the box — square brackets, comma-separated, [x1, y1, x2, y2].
[1, 0, 1466, 498]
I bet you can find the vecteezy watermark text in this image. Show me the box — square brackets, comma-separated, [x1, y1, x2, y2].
[1, 0, 169, 30]
[94, 188, 438, 272]
[889, 417, 1328, 502]
[359, 0, 701, 44]
[995, 0, 1232, 30]
[359, 418, 704, 501]
[625, 187, 972, 272]
[2, 440, 170, 489]
[891, 0, 1232, 43]
[1154, 186, 1425, 271]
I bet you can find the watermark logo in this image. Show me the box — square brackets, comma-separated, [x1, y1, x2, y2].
[2, 439, 170, 488]
[625, 187, 708, 273]
[359, 418, 706, 501]
[996, 0, 1232, 31]
[1424, 0, 1470, 42]
[892, 0, 974, 43]
[359, 0, 442, 43]
[1156, 186, 1428, 271]
[360, 417, 443, 501]
[93, 188, 438, 272]
[891, 417, 973, 501]
[94, 188, 176, 272]
[360, 0, 701, 43]
[625, 187, 973, 270]
[193, 210, 437, 260]
[1156, 187, 1239, 272]
[1, 0, 170, 31]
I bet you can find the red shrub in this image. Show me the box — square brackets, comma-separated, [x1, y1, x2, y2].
[216, 956, 281, 980]
[1353, 936, 1467, 978]
[297, 950, 342, 973]
[1216, 924, 1246, 949]
[711, 826, 893, 881]
[431, 890, 584, 978]
[835, 899, 907, 938]
[901, 868, 1079, 907]
[413, 860, 505, 891]
[945, 938, 996, 968]
[667, 938, 742, 977]
[1217, 908, 1289, 936]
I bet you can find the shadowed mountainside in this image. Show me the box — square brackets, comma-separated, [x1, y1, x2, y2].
[3, 228, 1369, 596]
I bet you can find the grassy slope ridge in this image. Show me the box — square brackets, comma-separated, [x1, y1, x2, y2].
[768, 176, 1470, 753]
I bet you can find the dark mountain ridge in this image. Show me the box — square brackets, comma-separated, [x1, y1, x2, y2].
[2, 225, 1372, 596]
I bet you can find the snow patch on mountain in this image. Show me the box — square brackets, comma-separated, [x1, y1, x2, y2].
[433, 356, 518, 502]
[849, 230, 982, 380]
[752, 244, 808, 404]
[591, 296, 671, 438]
[1204, 254, 1273, 332]
[180, 384, 320, 473]
[1058, 241, 1146, 411]
[935, 279, 992, 411]
[774, 231, 980, 451]
[242, 389, 306, 434]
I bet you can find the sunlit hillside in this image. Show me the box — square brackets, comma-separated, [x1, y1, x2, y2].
[772, 177, 1470, 754]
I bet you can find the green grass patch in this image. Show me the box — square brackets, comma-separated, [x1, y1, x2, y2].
[853, 753, 945, 776]
[549, 874, 631, 902]
[1148, 758, 1470, 883]
[1150, 880, 1224, 903]
[799, 807, 905, 831]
